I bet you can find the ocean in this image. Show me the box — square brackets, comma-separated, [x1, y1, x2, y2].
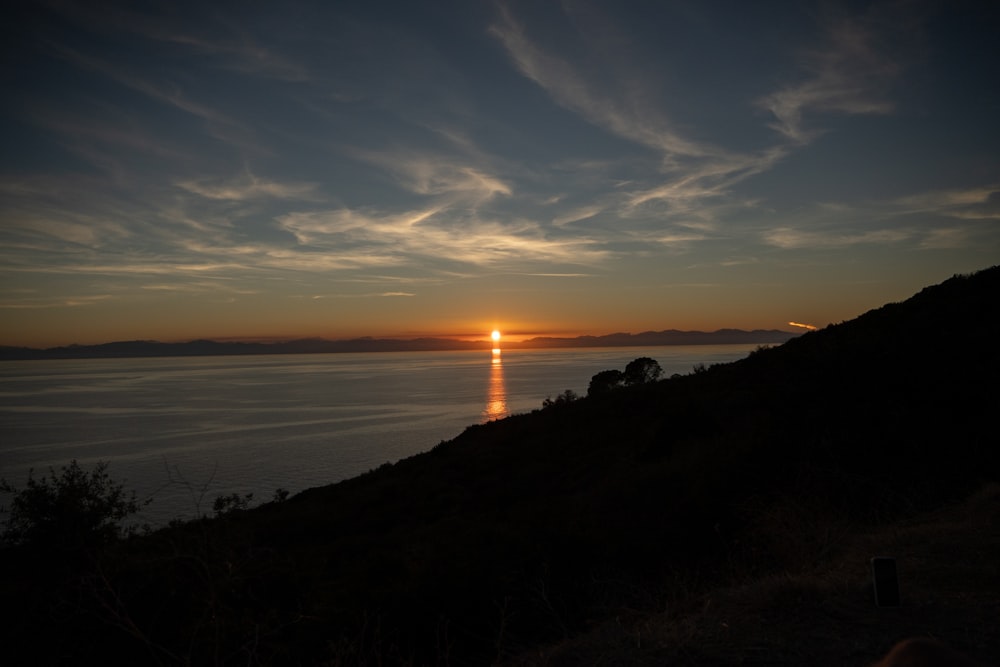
[0, 345, 758, 526]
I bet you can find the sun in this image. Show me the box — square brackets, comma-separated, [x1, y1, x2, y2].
[491, 330, 501, 342]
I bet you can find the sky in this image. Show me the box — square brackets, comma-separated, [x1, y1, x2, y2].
[2, 0, 998, 347]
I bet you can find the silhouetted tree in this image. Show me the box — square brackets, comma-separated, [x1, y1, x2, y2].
[623, 357, 663, 385]
[588, 369, 624, 397]
[542, 389, 579, 408]
[0, 460, 147, 549]
[212, 492, 254, 517]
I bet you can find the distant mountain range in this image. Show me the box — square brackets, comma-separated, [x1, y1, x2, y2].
[0, 329, 798, 360]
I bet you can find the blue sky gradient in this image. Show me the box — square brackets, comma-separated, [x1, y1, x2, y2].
[2, 1, 998, 346]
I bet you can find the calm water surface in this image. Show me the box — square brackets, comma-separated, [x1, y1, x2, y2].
[0, 345, 756, 525]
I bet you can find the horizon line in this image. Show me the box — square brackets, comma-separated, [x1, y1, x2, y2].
[2, 327, 802, 353]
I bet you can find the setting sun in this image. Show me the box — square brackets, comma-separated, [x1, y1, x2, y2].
[491, 330, 501, 342]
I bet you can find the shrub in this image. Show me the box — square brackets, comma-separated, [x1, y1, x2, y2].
[588, 369, 625, 397]
[0, 460, 148, 549]
[212, 491, 254, 516]
[588, 358, 662, 396]
[623, 357, 663, 385]
[542, 389, 579, 408]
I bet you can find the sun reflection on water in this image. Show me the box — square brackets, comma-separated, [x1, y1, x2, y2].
[483, 350, 507, 421]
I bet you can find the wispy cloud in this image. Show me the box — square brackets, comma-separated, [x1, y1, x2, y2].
[918, 227, 972, 250]
[623, 147, 788, 211]
[352, 149, 512, 203]
[52, 44, 226, 123]
[47, 41, 264, 154]
[489, 2, 917, 251]
[28, 107, 192, 163]
[278, 206, 610, 269]
[176, 173, 320, 202]
[763, 227, 910, 249]
[551, 204, 604, 227]
[489, 4, 711, 160]
[891, 185, 1000, 249]
[35, 0, 311, 81]
[150, 30, 310, 83]
[489, 4, 787, 221]
[757, 15, 899, 143]
[0, 294, 114, 310]
[757, 183, 998, 253]
[311, 291, 416, 299]
[0, 180, 134, 249]
[892, 185, 1000, 219]
[522, 273, 592, 278]
[493, 1, 914, 258]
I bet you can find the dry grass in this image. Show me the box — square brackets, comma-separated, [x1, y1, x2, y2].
[507, 484, 1000, 666]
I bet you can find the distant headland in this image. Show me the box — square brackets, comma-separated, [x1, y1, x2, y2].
[0, 329, 798, 360]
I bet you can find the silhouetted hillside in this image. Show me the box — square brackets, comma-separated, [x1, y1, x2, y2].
[1, 267, 997, 665]
[515, 328, 798, 348]
[0, 329, 796, 360]
[0, 336, 487, 359]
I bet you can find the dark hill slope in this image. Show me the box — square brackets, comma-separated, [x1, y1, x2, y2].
[516, 482, 1000, 666]
[230, 266, 1000, 662]
[713, 266, 999, 509]
[3, 268, 998, 665]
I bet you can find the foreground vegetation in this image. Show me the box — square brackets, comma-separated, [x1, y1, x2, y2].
[1, 267, 998, 665]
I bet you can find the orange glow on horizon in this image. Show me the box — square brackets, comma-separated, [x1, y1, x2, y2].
[788, 321, 818, 331]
